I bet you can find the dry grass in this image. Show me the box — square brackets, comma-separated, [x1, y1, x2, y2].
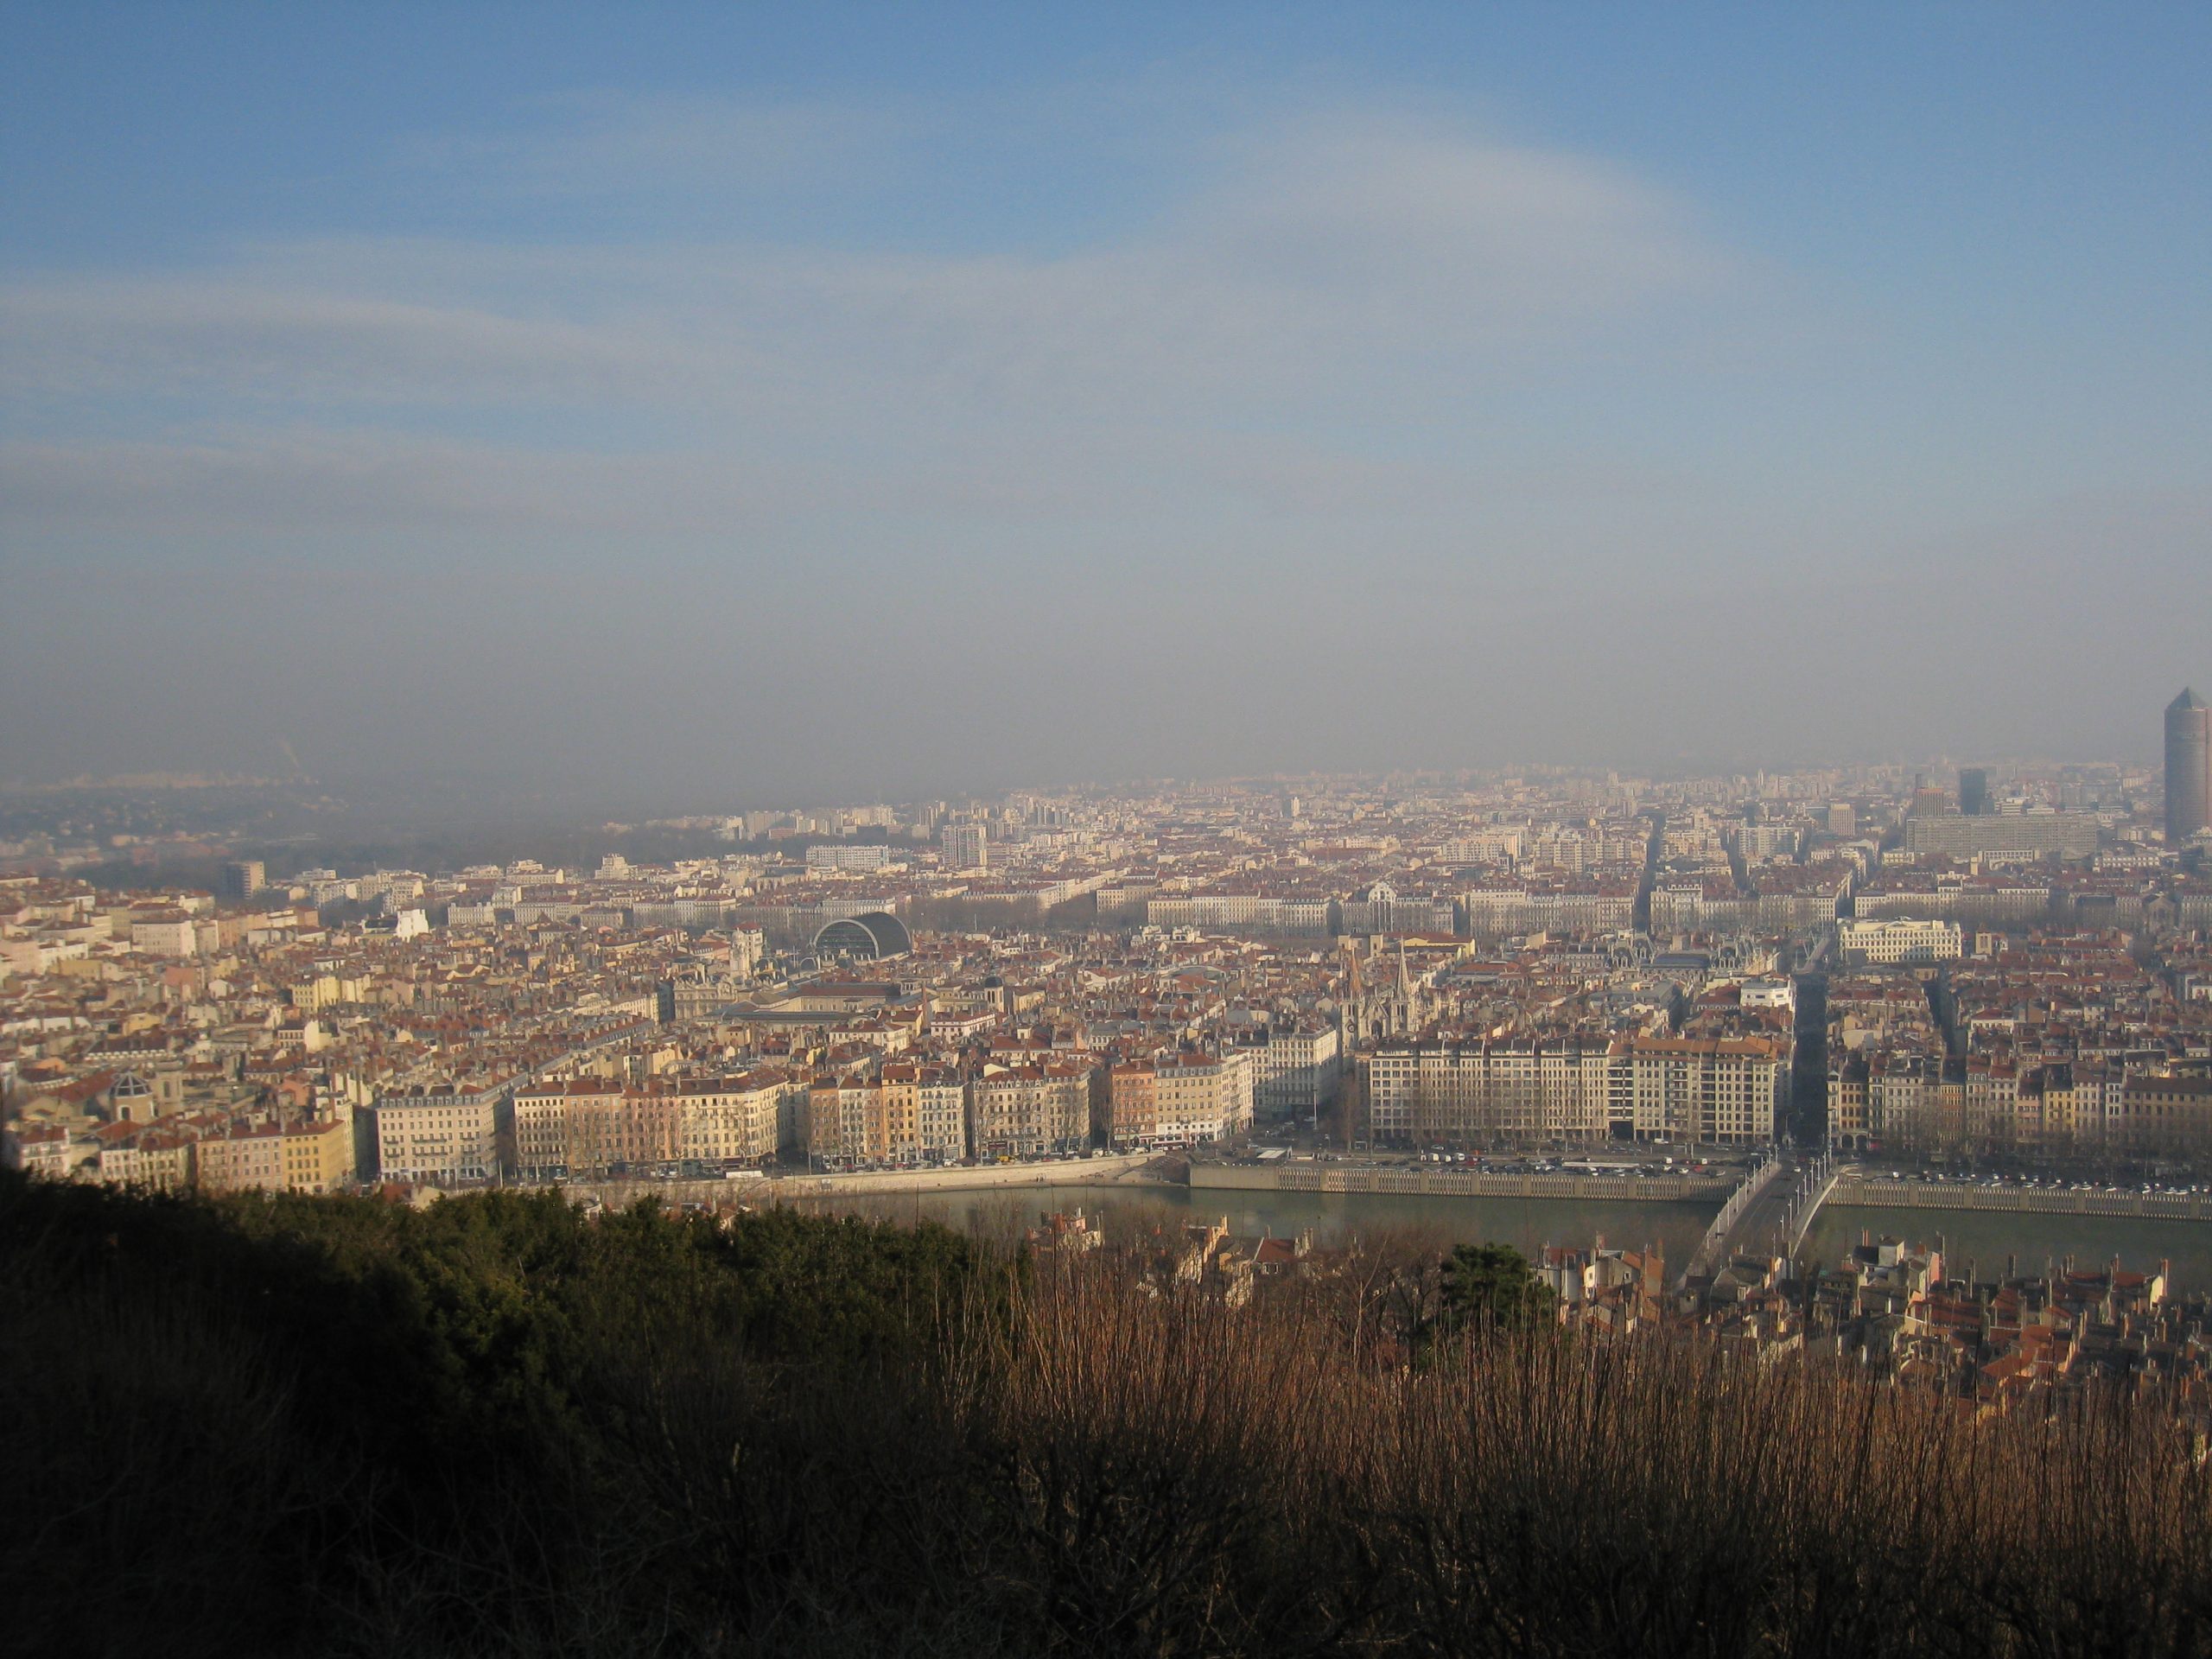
[6, 1179, 2208, 1656]
[588, 1249, 2212, 1656]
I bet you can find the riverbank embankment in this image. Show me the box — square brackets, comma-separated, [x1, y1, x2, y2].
[1828, 1177, 2212, 1223]
[564, 1149, 1170, 1210]
[1192, 1162, 1735, 1205]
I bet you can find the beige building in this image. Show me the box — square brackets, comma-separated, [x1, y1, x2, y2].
[1252, 1024, 1341, 1120]
[804, 1064, 967, 1166]
[674, 1069, 795, 1166]
[1902, 812, 2099, 860]
[373, 1083, 508, 1185]
[880, 1061, 968, 1163]
[1366, 1039, 1614, 1144]
[282, 1117, 353, 1193]
[2116, 1074, 2212, 1158]
[972, 1062, 1093, 1159]
[1141, 1051, 1255, 1147]
[1838, 918, 1963, 965]
[805, 1077, 875, 1166]
[511, 1077, 686, 1178]
[198, 1125, 289, 1192]
[90, 1132, 196, 1191]
[1364, 1034, 1786, 1147]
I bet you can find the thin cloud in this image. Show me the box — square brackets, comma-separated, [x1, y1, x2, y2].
[0, 98, 1802, 791]
[397, 88, 913, 200]
[1195, 111, 1728, 321]
[0, 279, 688, 405]
[0, 433, 822, 537]
[1, 107, 1738, 421]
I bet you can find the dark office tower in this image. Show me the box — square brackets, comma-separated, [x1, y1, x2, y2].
[1958, 768, 1990, 817]
[2169, 688, 2211, 845]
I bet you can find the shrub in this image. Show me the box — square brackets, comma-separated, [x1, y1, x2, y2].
[4, 1173, 2207, 1657]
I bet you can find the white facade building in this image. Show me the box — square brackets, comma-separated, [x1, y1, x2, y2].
[1839, 918, 1964, 965]
[372, 1083, 508, 1184]
[1253, 1024, 1342, 1119]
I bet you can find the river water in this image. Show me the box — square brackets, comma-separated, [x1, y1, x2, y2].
[785, 1182, 1719, 1266]
[1802, 1205, 2212, 1291]
[783, 1183, 2212, 1292]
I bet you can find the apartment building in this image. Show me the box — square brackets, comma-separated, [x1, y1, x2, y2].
[1363, 1034, 1786, 1147]
[1143, 1050, 1254, 1147]
[512, 1076, 686, 1177]
[1252, 1023, 1342, 1120]
[91, 1130, 195, 1190]
[1460, 881, 1637, 938]
[129, 914, 204, 957]
[674, 1069, 794, 1166]
[1365, 1039, 1613, 1144]
[941, 823, 989, 871]
[282, 1116, 354, 1193]
[1109, 1052, 1255, 1149]
[198, 1124, 289, 1192]
[372, 1082, 509, 1185]
[2115, 1074, 2212, 1158]
[1616, 1038, 1787, 1145]
[807, 1077, 878, 1166]
[972, 1061, 1093, 1159]
[804, 1064, 970, 1166]
[1107, 1063, 1157, 1147]
[1902, 812, 2100, 861]
[1144, 893, 1334, 935]
[806, 843, 895, 873]
[881, 1061, 969, 1163]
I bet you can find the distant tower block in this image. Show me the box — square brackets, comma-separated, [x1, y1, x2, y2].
[2168, 689, 2211, 844]
[1957, 768, 1989, 818]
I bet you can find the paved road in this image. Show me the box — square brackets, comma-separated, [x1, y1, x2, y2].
[1700, 1160, 1802, 1273]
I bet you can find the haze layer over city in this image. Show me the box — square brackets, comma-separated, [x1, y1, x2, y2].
[3, 7, 2210, 805]
[7, 10, 2212, 1657]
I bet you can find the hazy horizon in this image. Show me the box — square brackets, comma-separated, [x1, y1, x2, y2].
[4, 6, 2208, 799]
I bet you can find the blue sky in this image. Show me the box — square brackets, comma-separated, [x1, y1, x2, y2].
[3, 5, 2208, 801]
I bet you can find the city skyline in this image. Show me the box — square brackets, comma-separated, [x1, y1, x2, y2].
[5, 6, 2211, 797]
[11, 14, 2212, 1648]
[0, 728, 2198, 822]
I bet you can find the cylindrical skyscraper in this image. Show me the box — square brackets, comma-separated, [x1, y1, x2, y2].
[2168, 688, 2210, 845]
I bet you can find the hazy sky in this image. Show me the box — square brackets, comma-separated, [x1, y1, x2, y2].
[3, 5, 2208, 804]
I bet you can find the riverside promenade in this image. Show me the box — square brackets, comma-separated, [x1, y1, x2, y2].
[1821, 1173, 2212, 1223]
[567, 1149, 1169, 1210]
[1191, 1161, 1736, 1205]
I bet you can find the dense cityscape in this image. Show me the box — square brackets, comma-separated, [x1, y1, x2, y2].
[7, 690, 2209, 1407]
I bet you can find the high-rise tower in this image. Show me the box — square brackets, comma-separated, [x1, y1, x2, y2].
[2168, 688, 2211, 845]
[1958, 768, 1989, 817]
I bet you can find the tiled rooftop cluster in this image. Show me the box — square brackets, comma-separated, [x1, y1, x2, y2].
[1827, 929, 2212, 1159]
[6, 757, 2207, 1188]
[1715, 1236, 2212, 1412]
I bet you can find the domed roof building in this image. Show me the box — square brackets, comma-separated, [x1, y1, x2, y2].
[811, 911, 912, 962]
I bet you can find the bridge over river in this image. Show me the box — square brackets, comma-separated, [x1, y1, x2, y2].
[1679, 1152, 1839, 1286]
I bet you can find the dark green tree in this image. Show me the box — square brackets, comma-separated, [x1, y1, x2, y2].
[1436, 1241, 1554, 1334]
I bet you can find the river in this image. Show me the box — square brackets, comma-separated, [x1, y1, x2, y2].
[779, 1183, 2212, 1291]
[782, 1181, 1719, 1265]
[1802, 1205, 2212, 1290]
